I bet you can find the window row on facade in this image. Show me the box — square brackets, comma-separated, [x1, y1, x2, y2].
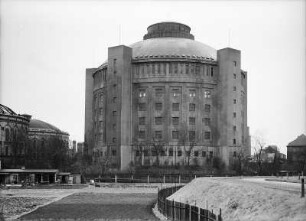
[135, 149, 214, 158]
[138, 102, 211, 112]
[138, 130, 211, 140]
[138, 88, 212, 98]
[133, 62, 215, 77]
[139, 117, 211, 126]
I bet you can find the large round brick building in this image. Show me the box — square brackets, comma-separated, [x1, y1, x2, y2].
[85, 22, 250, 171]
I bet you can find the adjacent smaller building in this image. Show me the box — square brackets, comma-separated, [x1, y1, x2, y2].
[287, 134, 306, 173]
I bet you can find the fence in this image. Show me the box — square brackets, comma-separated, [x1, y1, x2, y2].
[94, 174, 209, 184]
[157, 186, 222, 221]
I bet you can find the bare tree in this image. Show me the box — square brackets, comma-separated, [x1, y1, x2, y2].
[252, 135, 266, 175]
[178, 123, 197, 167]
[150, 138, 165, 166]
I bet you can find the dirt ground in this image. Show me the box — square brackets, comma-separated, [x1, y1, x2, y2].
[20, 192, 159, 220]
[1, 184, 166, 220]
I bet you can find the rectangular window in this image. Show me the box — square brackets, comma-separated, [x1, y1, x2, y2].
[185, 64, 189, 74]
[189, 131, 195, 141]
[233, 99, 237, 104]
[233, 112, 236, 118]
[177, 149, 182, 157]
[113, 59, 117, 74]
[112, 111, 117, 116]
[205, 104, 211, 113]
[155, 117, 163, 125]
[233, 126, 237, 131]
[204, 90, 211, 98]
[189, 103, 196, 111]
[139, 130, 145, 139]
[233, 86, 237, 91]
[112, 137, 116, 143]
[144, 150, 149, 157]
[205, 131, 211, 140]
[136, 150, 140, 157]
[174, 63, 178, 74]
[233, 61, 237, 66]
[113, 97, 117, 103]
[155, 88, 164, 96]
[139, 117, 145, 125]
[155, 131, 162, 139]
[210, 67, 214, 77]
[169, 148, 173, 156]
[233, 151, 237, 157]
[172, 131, 179, 139]
[161, 150, 166, 156]
[189, 117, 195, 125]
[233, 139, 236, 145]
[113, 124, 116, 130]
[172, 88, 181, 97]
[172, 117, 179, 126]
[139, 89, 146, 98]
[202, 151, 206, 157]
[194, 151, 199, 157]
[233, 73, 236, 79]
[203, 118, 210, 126]
[155, 103, 163, 111]
[189, 89, 196, 97]
[172, 103, 180, 111]
[209, 151, 213, 157]
[138, 103, 146, 111]
[152, 150, 157, 156]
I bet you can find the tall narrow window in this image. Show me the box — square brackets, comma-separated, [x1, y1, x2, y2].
[138, 103, 146, 111]
[189, 131, 195, 141]
[172, 88, 181, 97]
[210, 67, 214, 76]
[139, 117, 145, 125]
[233, 112, 236, 118]
[189, 89, 196, 97]
[189, 117, 195, 125]
[155, 88, 164, 97]
[155, 131, 162, 139]
[139, 89, 146, 98]
[203, 118, 210, 126]
[204, 90, 211, 98]
[205, 131, 211, 140]
[233, 61, 237, 66]
[205, 104, 211, 113]
[172, 131, 179, 139]
[155, 103, 163, 111]
[189, 103, 196, 111]
[155, 117, 163, 125]
[233, 86, 237, 91]
[172, 117, 179, 125]
[139, 130, 146, 139]
[233, 139, 236, 145]
[172, 103, 180, 111]
[233, 99, 237, 104]
[113, 59, 117, 74]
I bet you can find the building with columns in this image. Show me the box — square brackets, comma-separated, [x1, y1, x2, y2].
[85, 22, 250, 171]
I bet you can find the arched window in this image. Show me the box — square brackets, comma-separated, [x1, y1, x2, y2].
[5, 128, 10, 141]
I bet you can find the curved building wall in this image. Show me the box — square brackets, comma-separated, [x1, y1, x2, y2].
[0, 105, 31, 169]
[85, 22, 250, 171]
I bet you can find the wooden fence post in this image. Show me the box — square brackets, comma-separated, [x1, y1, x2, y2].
[172, 200, 175, 220]
[189, 203, 192, 221]
[302, 178, 305, 198]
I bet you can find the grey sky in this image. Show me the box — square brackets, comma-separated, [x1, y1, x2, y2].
[1, 0, 305, 154]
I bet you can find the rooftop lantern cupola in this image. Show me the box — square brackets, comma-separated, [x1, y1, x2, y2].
[143, 22, 195, 40]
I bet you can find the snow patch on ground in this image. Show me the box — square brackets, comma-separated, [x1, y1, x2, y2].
[167, 177, 306, 221]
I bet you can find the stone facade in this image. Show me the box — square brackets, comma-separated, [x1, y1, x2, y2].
[0, 104, 31, 169]
[85, 22, 250, 171]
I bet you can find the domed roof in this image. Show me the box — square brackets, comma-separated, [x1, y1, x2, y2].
[130, 38, 216, 60]
[29, 119, 67, 135]
[99, 22, 217, 68]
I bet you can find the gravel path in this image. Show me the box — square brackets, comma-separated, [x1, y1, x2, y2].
[20, 191, 159, 220]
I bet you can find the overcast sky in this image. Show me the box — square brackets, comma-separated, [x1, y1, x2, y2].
[1, 0, 305, 154]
